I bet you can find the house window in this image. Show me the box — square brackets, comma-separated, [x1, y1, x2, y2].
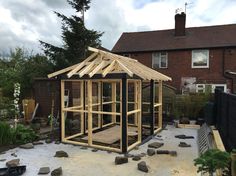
[196, 84, 227, 93]
[196, 84, 205, 93]
[192, 50, 209, 68]
[211, 84, 227, 93]
[152, 52, 168, 69]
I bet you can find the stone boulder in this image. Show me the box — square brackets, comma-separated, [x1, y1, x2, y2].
[38, 167, 50, 174]
[148, 142, 164, 149]
[137, 161, 148, 173]
[132, 155, 141, 161]
[51, 167, 62, 176]
[19, 143, 34, 149]
[6, 159, 20, 167]
[115, 156, 128, 165]
[147, 149, 155, 156]
[54, 151, 69, 158]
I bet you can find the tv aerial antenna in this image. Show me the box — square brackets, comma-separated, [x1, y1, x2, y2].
[185, 2, 193, 14]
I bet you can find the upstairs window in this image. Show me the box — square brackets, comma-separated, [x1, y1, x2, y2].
[152, 52, 168, 69]
[192, 50, 209, 68]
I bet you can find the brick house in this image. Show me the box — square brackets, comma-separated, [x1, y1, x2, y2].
[112, 12, 236, 94]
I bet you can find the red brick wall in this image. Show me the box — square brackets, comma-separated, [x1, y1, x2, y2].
[129, 48, 236, 93]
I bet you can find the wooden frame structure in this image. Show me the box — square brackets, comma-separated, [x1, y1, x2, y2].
[48, 47, 171, 153]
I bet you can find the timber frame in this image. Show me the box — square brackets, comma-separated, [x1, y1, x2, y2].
[48, 47, 171, 153]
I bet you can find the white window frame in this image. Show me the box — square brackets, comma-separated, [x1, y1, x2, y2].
[152, 52, 168, 69]
[191, 50, 209, 68]
[211, 84, 227, 93]
[196, 84, 227, 93]
[196, 84, 205, 93]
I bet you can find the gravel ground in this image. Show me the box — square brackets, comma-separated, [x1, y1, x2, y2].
[0, 125, 199, 176]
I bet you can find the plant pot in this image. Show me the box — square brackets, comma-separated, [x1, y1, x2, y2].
[231, 151, 236, 176]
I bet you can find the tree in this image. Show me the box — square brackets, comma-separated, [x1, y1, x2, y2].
[0, 48, 53, 99]
[40, 0, 103, 70]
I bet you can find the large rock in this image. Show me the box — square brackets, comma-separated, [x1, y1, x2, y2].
[147, 149, 155, 156]
[179, 117, 190, 124]
[178, 142, 191, 147]
[6, 159, 20, 167]
[132, 155, 141, 161]
[137, 161, 148, 173]
[19, 143, 34, 149]
[51, 167, 62, 176]
[148, 142, 164, 149]
[115, 156, 128, 165]
[38, 167, 50, 174]
[0, 159, 6, 162]
[33, 141, 44, 145]
[54, 151, 69, 158]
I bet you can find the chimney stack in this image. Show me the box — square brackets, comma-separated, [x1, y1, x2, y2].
[175, 12, 186, 36]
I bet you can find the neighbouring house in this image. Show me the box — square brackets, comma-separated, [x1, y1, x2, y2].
[112, 12, 236, 94]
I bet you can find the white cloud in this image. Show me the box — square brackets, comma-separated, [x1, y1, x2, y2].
[0, 0, 236, 53]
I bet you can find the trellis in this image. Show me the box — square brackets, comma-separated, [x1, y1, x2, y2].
[48, 47, 171, 153]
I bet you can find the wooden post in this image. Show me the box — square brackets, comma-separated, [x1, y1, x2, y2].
[101, 82, 103, 128]
[121, 77, 127, 153]
[158, 81, 163, 128]
[134, 81, 138, 126]
[80, 81, 84, 134]
[112, 82, 117, 123]
[83, 81, 86, 134]
[87, 80, 92, 145]
[150, 80, 154, 135]
[61, 81, 65, 141]
[58, 78, 62, 141]
[98, 81, 102, 128]
[137, 80, 142, 142]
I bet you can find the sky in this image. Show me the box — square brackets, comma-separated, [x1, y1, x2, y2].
[0, 0, 236, 55]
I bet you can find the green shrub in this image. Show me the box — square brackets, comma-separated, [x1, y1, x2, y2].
[0, 121, 15, 145]
[194, 149, 231, 176]
[14, 124, 38, 144]
[0, 122, 37, 145]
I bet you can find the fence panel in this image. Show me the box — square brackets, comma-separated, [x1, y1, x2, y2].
[215, 90, 236, 151]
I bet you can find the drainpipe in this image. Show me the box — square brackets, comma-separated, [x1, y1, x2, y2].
[222, 48, 234, 93]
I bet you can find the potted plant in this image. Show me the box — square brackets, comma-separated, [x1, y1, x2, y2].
[194, 149, 231, 176]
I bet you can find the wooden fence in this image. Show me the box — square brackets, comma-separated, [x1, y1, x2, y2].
[214, 89, 236, 151]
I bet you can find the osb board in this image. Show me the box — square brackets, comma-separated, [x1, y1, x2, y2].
[82, 125, 137, 144]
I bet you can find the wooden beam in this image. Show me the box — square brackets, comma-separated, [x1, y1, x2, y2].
[137, 80, 142, 142]
[158, 81, 163, 129]
[89, 61, 106, 77]
[150, 80, 155, 135]
[98, 81, 102, 128]
[67, 52, 98, 78]
[102, 60, 116, 77]
[80, 81, 84, 134]
[87, 80, 92, 145]
[134, 81, 138, 125]
[48, 63, 79, 78]
[61, 81, 65, 141]
[116, 60, 133, 77]
[112, 82, 116, 123]
[127, 109, 141, 115]
[121, 77, 127, 153]
[79, 61, 95, 77]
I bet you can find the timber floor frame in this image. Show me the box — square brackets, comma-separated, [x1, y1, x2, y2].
[60, 78, 163, 153]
